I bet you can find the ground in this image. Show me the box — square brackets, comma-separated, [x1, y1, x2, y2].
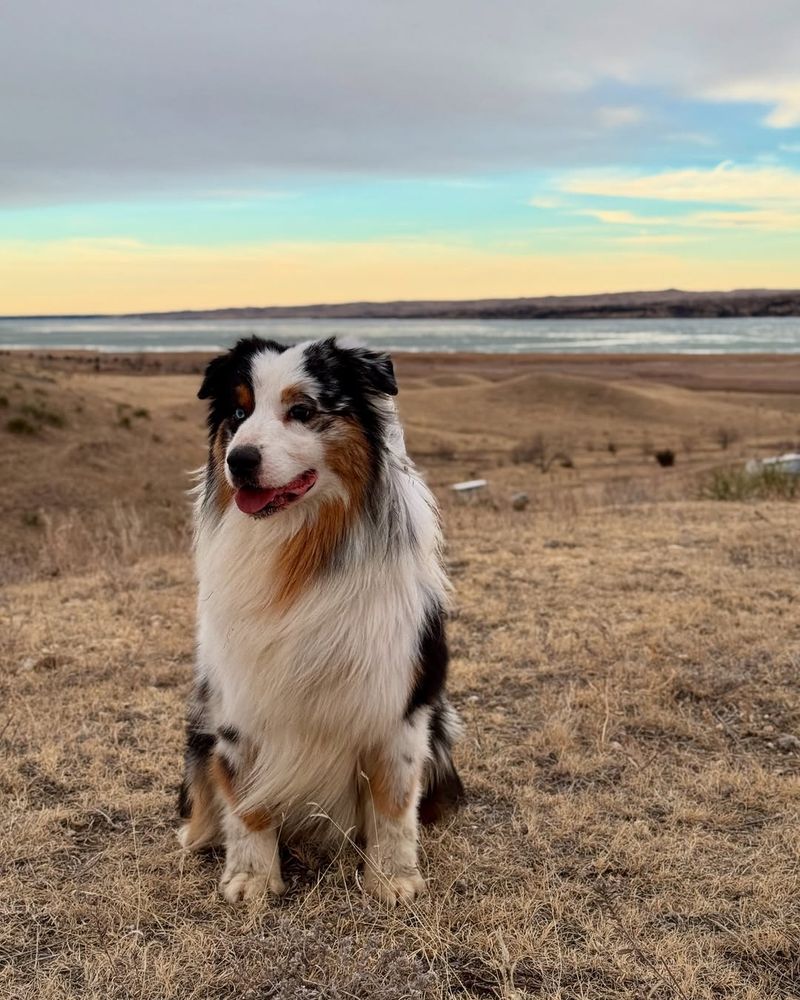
[1, 351, 798, 999]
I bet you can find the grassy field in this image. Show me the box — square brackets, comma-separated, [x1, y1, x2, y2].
[1, 351, 799, 999]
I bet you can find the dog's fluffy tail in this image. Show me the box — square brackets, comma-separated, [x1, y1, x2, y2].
[419, 696, 465, 825]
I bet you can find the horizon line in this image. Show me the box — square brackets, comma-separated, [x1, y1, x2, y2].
[3, 286, 800, 320]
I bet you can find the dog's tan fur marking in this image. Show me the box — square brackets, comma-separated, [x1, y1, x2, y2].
[274, 420, 371, 607]
[235, 383, 254, 412]
[210, 753, 237, 806]
[275, 498, 349, 607]
[211, 753, 273, 832]
[280, 385, 307, 408]
[325, 418, 372, 510]
[239, 807, 272, 832]
[212, 426, 234, 514]
[181, 760, 221, 848]
[363, 751, 411, 820]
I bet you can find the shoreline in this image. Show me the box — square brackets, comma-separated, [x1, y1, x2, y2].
[5, 348, 800, 393]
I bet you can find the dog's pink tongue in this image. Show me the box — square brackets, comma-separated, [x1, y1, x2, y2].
[235, 486, 278, 514]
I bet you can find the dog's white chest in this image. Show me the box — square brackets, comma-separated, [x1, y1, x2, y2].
[195, 514, 423, 744]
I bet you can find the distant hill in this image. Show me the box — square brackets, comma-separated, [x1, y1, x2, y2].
[8, 288, 800, 322]
[123, 288, 800, 321]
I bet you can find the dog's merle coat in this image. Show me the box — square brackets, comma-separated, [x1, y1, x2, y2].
[179, 336, 463, 904]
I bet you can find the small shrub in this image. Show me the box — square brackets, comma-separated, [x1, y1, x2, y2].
[716, 427, 740, 451]
[20, 403, 65, 428]
[701, 466, 799, 501]
[0, 395, 8, 408]
[429, 440, 455, 461]
[118, 415, 132, 429]
[606, 440, 617, 456]
[21, 511, 43, 528]
[6, 417, 36, 435]
[132, 407, 150, 419]
[512, 433, 548, 467]
[512, 435, 574, 471]
[655, 449, 676, 468]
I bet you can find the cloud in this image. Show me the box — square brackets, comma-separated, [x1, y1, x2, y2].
[561, 162, 800, 204]
[665, 132, 716, 147]
[703, 78, 800, 128]
[572, 182, 800, 230]
[612, 234, 697, 244]
[3, 0, 800, 204]
[529, 197, 564, 210]
[576, 209, 672, 225]
[597, 106, 645, 128]
[555, 162, 800, 231]
[689, 208, 800, 230]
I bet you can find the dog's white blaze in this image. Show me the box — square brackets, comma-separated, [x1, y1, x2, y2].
[225, 345, 331, 493]
[195, 365, 448, 835]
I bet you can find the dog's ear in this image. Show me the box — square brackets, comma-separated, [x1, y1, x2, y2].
[197, 337, 287, 401]
[197, 352, 232, 400]
[356, 347, 398, 397]
[332, 340, 397, 397]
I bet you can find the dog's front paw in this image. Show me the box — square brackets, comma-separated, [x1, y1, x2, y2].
[177, 823, 220, 853]
[363, 866, 427, 906]
[220, 868, 286, 904]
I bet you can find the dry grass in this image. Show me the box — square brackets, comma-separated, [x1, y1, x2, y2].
[1, 353, 799, 999]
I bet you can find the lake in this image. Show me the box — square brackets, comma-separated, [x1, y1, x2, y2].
[2, 315, 800, 353]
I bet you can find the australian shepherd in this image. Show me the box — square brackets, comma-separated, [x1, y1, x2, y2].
[178, 336, 463, 904]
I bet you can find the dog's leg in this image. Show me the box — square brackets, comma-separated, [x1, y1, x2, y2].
[178, 757, 221, 851]
[177, 679, 222, 851]
[210, 752, 286, 904]
[359, 714, 429, 905]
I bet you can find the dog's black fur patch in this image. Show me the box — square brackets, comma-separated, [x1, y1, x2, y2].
[197, 337, 286, 517]
[197, 336, 286, 437]
[178, 679, 216, 819]
[302, 338, 396, 474]
[406, 603, 448, 717]
[405, 604, 465, 823]
[420, 698, 466, 824]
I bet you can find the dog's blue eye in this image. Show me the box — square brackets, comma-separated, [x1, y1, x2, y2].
[233, 407, 247, 422]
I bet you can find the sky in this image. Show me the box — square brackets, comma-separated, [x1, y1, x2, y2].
[3, 0, 800, 313]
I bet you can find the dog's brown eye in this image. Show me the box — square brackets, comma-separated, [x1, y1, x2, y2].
[288, 403, 314, 423]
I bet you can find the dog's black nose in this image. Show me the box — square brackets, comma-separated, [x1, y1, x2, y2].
[227, 444, 261, 480]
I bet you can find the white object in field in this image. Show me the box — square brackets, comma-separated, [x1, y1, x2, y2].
[451, 479, 488, 503]
[745, 452, 800, 476]
[451, 479, 488, 493]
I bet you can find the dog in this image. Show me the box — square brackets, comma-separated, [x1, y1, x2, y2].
[178, 336, 464, 904]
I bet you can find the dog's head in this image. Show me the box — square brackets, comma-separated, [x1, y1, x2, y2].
[198, 336, 398, 518]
